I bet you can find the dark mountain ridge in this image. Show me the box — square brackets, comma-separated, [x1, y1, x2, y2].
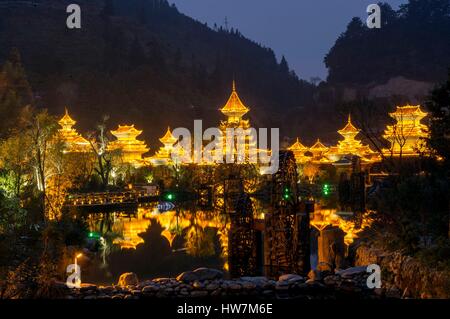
[0, 0, 315, 146]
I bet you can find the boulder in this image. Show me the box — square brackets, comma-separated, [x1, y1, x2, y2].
[118, 272, 139, 287]
[240, 277, 268, 288]
[336, 266, 367, 278]
[176, 268, 223, 283]
[241, 281, 257, 290]
[193, 268, 223, 281]
[275, 281, 289, 291]
[80, 283, 98, 292]
[278, 274, 304, 283]
[206, 283, 219, 291]
[176, 271, 198, 283]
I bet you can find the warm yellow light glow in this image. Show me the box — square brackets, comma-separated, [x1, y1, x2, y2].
[220, 80, 250, 123]
[310, 209, 373, 245]
[108, 124, 150, 167]
[112, 210, 151, 249]
[288, 137, 309, 164]
[203, 81, 270, 165]
[382, 105, 429, 157]
[57, 108, 90, 153]
[107, 207, 230, 259]
[310, 209, 340, 231]
[149, 127, 182, 166]
[76, 253, 83, 258]
[327, 115, 380, 163]
[289, 115, 380, 165]
[308, 139, 330, 163]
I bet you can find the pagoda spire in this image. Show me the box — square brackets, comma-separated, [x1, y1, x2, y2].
[159, 126, 178, 145]
[57, 108, 90, 153]
[220, 81, 249, 123]
[108, 124, 149, 167]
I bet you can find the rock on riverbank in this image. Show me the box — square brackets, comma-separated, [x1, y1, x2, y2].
[59, 266, 390, 300]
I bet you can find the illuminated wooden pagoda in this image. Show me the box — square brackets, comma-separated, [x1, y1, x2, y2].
[327, 115, 379, 163]
[150, 127, 181, 166]
[382, 105, 429, 157]
[209, 81, 268, 164]
[288, 137, 310, 164]
[108, 124, 149, 167]
[309, 139, 330, 163]
[57, 109, 90, 153]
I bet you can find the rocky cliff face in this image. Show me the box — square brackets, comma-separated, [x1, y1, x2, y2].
[355, 243, 450, 299]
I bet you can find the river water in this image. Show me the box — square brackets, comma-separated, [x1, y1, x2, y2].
[79, 199, 269, 285]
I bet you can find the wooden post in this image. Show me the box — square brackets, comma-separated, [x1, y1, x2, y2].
[317, 227, 346, 271]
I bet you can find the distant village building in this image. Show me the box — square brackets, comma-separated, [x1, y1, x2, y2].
[309, 139, 330, 163]
[288, 138, 309, 164]
[288, 115, 379, 165]
[382, 105, 429, 157]
[327, 115, 379, 163]
[108, 125, 149, 167]
[214, 81, 260, 164]
[57, 109, 90, 153]
[288, 106, 428, 167]
[149, 127, 179, 166]
[203, 81, 270, 164]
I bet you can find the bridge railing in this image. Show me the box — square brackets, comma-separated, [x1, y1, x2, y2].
[65, 190, 151, 207]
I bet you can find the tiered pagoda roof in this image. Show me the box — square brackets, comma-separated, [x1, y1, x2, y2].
[57, 109, 90, 153]
[109, 124, 149, 167]
[328, 115, 379, 163]
[159, 127, 178, 145]
[213, 82, 262, 165]
[338, 114, 360, 136]
[382, 105, 429, 157]
[288, 137, 310, 164]
[220, 81, 250, 123]
[150, 127, 181, 166]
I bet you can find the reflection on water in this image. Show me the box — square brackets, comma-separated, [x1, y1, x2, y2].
[81, 200, 267, 285]
[79, 199, 370, 285]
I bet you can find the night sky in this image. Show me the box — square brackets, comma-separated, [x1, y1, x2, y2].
[169, 0, 407, 81]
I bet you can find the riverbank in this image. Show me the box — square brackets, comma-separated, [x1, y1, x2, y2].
[355, 242, 450, 299]
[59, 267, 387, 299]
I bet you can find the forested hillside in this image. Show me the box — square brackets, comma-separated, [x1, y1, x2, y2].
[0, 0, 315, 145]
[325, 0, 450, 85]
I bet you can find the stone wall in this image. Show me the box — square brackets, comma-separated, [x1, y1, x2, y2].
[355, 243, 450, 299]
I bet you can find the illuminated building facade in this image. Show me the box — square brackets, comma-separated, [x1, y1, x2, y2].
[57, 109, 90, 153]
[108, 125, 150, 167]
[327, 115, 379, 163]
[288, 115, 379, 165]
[150, 127, 179, 166]
[382, 105, 429, 157]
[288, 138, 309, 164]
[208, 82, 269, 164]
[309, 139, 330, 163]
